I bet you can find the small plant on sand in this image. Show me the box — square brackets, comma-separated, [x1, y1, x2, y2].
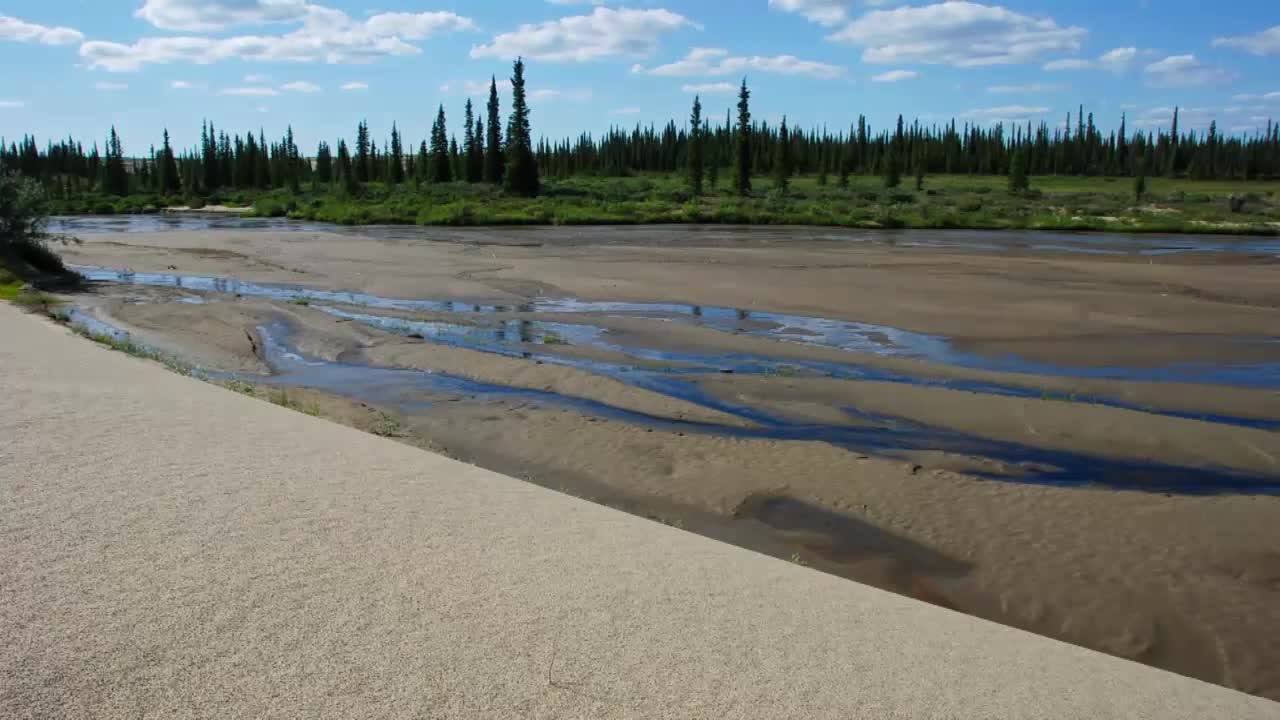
[224, 379, 258, 395]
[370, 412, 404, 437]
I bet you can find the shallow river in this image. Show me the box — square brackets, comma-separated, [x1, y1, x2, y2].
[69, 262, 1280, 495]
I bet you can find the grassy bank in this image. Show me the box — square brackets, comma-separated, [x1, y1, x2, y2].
[48, 174, 1280, 235]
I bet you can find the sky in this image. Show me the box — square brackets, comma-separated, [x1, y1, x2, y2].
[1, 0, 1278, 154]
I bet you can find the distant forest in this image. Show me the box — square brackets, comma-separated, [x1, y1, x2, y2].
[2, 58, 1278, 201]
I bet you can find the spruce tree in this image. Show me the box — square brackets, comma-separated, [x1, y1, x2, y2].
[315, 142, 333, 184]
[882, 150, 901, 189]
[337, 139, 357, 195]
[733, 79, 752, 196]
[159, 129, 180, 195]
[355, 120, 370, 183]
[773, 116, 791, 192]
[1008, 148, 1029, 193]
[463, 99, 482, 183]
[449, 137, 461, 180]
[429, 105, 452, 183]
[687, 95, 704, 196]
[255, 129, 270, 189]
[484, 77, 505, 185]
[104, 127, 128, 196]
[504, 57, 540, 197]
[389, 123, 405, 184]
[1133, 154, 1146, 202]
[285, 125, 301, 193]
[472, 118, 485, 183]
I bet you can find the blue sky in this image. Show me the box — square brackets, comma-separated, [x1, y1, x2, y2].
[1, 1, 1278, 154]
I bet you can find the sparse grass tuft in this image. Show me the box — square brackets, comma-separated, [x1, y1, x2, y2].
[9, 289, 63, 313]
[75, 326, 195, 375]
[223, 379, 257, 395]
[370, 412, 404, 437]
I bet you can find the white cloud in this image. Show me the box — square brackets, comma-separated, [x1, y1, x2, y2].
[440, 79, 582, 100]
[960, 105, 1051, 122]
[987, 82, 1065, 94]
[1132, 106, 1218, 130]
[244, 73, 270, 83]
[95, 81, 128, 91]
[530, 88, 592, 101]
[777, 2, 1086, 67]
[134, 0, 310, 32]
[0, 14, 83, 45]
[1143, 54, 1233, 88]
[632, 47, 844, 79]
[170, 80, 205, 89]
[281, 80, 320, 93]
[610, 107, 641, 115]
[871, 69, 917, 82]
[682, 82, 737, 94]
[1043, 46, 1136, 71]
[1212, 25, 1280, 56]
[768, 0, 853, 27]
[0, 100, 25, 109]
[219, 86, 280, 96]
[441, 79, 511, 95]
[470, 7, 695, 62]
[82, 6, 475, 71]
[1231, 91, 1280, 102]
[547, 0, 606, 5]
[340, 81, 368, 90]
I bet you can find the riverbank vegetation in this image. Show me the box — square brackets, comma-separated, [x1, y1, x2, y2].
[3, 59, 1277, 234]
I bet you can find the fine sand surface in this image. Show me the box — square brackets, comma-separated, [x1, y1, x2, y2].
[50, 226, 1280, 700]
[6, 302, 1278, 719]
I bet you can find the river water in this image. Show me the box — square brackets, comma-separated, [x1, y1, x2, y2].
[46, 214, 1280, 256]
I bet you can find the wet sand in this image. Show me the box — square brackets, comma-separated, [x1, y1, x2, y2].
[56, 226, 1280, 699]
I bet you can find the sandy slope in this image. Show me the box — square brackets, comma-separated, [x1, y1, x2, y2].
[3, 302, 1277, 719]
[48, 226, 1280, 699]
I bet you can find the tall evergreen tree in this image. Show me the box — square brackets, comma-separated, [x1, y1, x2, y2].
[315, 141, 333, 185]
[429, 105, 452, 183]
[882, 150, 901, 189]
[355, 120, 370, 183]
[1134, 153, 1146, 201]
[104, 127, 128, 196]
[733, 79, 752, 196]
[774, 116, 792, 192]
[255, 129, 271, 189]
[472, 118, 486, 183]
[687, 95, 704, 196]
[389, 123, 405, 184]
[1008, 148, 1029, 193]
[504, 58, 540, 196]
[337, 139, 357, 195]
[463, 99, 483, 183]
[484, 77, 505, 184]
[158, 129, 180, 195]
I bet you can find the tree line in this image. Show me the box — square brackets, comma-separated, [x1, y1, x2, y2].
[3, 61, 1278, 203]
